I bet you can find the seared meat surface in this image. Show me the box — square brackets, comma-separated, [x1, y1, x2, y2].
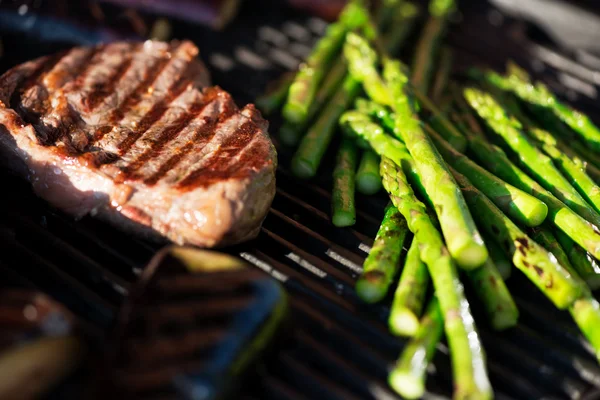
[0, 40, 277, 247]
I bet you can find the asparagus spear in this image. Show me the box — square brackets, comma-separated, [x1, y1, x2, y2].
[332, 138, 358, 227]
[485, 235, 512, 280]
[411, 17, 446, 94]
[381, 156, 492, 400]
[570, 296, 600, 361]
[255, 72, 293, 116]
[380, 58, 487, 269]
[388, 297, 443, 399]
[465, 256, 519, 331]
[280, 62, 346, 146]
[356, 150, 383, 195]
[554, 229, 600, 290]
[283, 1, 368, 124]
[389, 239, 430, 336]
[529, 226, 576, 277]
[488, 89, 600, 214]
[356, 203, 409, 303]
[355, 97, 397, 133]
[344, 32, 394, 107]
[478, 62, 600, 153]
[426, 125, 548, 227]
[430, 46, 453, 103]
[451, 167, 585, 309]
[291, 6, 419, 178]
[464, 87, 600, 229]
[458, 109, 600, 263]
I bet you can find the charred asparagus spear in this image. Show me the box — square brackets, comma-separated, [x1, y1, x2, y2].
[478, 62, 600, 153]
[451, 167, 585, 309]
[380, 56, 487, 269]
[381, 156, 492, 400]
[457, 103, 600, 262]
[389, 239, 430, 336]
[430, 46, 453, 103]
[426, 125, 548, 227]
[356, 150, 383, 195]
[570, 296, 600, 361]
[356, 203, 409, 303]
[464, 87, 600, 229]
[554, 229, 600, 290]
[484, 234, 512, 280]
[255, 72, 294, 116]
[332, 138, 358, 227]
[410, 0, 454, 94]
[291, 4, 418, 178]
[389, 297, 443, 399]
[283, 1, 368, 124]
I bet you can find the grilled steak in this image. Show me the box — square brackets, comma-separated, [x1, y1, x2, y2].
[0, 40, 277, 247]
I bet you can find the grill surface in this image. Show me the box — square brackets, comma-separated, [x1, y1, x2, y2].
[2, 1, 600, 399]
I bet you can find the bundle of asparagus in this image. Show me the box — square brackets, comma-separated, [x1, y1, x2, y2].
[256, 0, 600, 398]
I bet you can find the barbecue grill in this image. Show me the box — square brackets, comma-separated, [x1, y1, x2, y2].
[2, 0, 600, 398]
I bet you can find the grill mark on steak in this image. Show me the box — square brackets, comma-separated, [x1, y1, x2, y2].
[43, 47, 98, 92]
[120, 92, 219, 179]
[93, 51, 174, 143]
[9, 52, 66, 112]
[116, 63, 199, 154]
[80, 45, 140, 112]
[64, 44, 107, 94]
[177, 113, 261, 189]
[143, 92, 238, 185]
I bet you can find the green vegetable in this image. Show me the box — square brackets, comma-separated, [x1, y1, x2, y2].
[389, 298, 443, 399]
[411, 16, 447, 94]
[427, 125, 548, 227]
[484, 235, 512, 280]
[389, 239, 430, 336]
[479, 62, 600, 153]
[291, 7, 419, 178]
[356, 203, 409, 303]
[451, 167, 585, 309]
[356, 150, 383, 195]
[383, 58, 487, 269]
[554, 229, 600, 290]
[570, 296, 600, 362]
[381, 156, 492, 400]
[464, 87, 600, 229]
[332, 138, 358, 227]
[255, 72, 293, 116]
[430, 46, 453, 103]
[283, 1, 368, 124]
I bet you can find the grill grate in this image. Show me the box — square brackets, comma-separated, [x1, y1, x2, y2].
[1, 1, 600, 399]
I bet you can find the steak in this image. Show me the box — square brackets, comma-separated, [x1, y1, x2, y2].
[0, 40, 277, 247]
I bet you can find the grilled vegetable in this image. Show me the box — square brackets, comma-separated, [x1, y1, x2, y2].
[389, 297, 443, 399]
[280, 63, 346, 146]
[427, 125, 548, 227]
[389, 239, 430, 336]
[459, 108, 600, 262]
[356, 203, 409, 303]
[382, 58, 487, 269]
[570, 296, 600, 361]
[485, 236, 512, 280]
[479, 62, 600, 153]
[256, 72, 294, 116]
[430, 46, 453, 102]
[452, 167, 585, 309]
[554, 229, 600, 290]
[283, 1, 368, 124]
[332, 138, 358, 227]
[381, 156, 492, 400]
[464, 87, 600, 229]
[356, 150, 383, 195]
[291, 5, 418, 178]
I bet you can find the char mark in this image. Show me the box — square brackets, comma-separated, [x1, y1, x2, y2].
[177, 117, 261, 189]
[116, 61, 200, 154]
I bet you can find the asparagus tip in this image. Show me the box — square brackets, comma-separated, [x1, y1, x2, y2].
[453, 240, 489, 270]
[388, 369, 425, 399]
[492, 310, 519, 331]
[389, 308, 420, 337]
